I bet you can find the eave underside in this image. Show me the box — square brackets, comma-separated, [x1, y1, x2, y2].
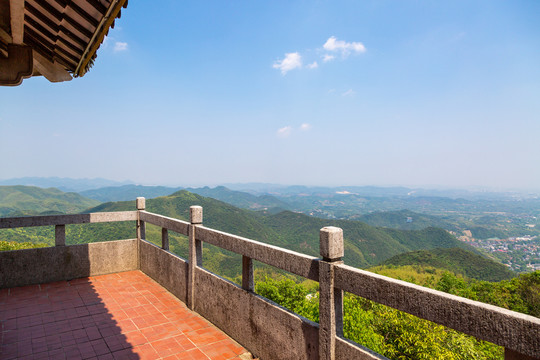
[0, 0, 128, 85]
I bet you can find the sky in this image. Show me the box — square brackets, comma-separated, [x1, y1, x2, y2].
[1, 0, 539, 191]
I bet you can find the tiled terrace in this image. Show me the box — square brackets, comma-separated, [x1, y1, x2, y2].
[0, 271, 251, 360]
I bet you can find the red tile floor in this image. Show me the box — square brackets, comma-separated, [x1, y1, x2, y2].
[0, 271, 253, 360]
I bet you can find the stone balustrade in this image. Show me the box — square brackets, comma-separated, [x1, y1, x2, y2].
[0, 197, 538, 360]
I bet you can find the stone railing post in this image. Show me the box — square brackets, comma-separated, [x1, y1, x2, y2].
[136, 197, 145, 270]
[162, 228, 169, 250]
[319, 226, 344, 360]
[188, 205, 203, 309]
[242, 255, 254, 292]
[55, 224, 66, 246]
[136, 197, 146, 240]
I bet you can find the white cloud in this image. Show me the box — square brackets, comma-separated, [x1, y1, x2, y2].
[323, 36, 365, 57]
[300, 123, 312, 131]
[322, 54, 335, 62]
[273, 52, 302, 75]
[306, 61, 318, 69]
[114, 41, 128, 52]
[342, 89, 355, 97]
[277, 126, 293, 138]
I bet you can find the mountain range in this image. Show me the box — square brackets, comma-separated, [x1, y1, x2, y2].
[0, 185, 516, 281]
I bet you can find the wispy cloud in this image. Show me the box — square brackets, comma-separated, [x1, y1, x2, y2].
[273, 37, 365, 75]
[277, 126, 293, 138]
[273, 52, 302, 75]
[322, 54, 335, 63]
[300, 123, 312, 131]
[342, 89, 355, 97]
[114, 42, 128, 52]
[323, 36, 366, 57]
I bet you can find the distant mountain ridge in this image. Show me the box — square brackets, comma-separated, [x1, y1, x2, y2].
[0, 177, 132, 192]
[85, 190, 478, 270]
[186, 186, 291, 212]
[0, 185, 99, 217]
[80, 185, 183, 202]
[353, 209, 460, 231]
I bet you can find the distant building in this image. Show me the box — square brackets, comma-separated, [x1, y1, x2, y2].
[406, 217, 413, 223]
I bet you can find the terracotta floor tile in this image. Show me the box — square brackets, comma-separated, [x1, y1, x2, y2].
[1, 271, 251, 360]
[184, 348, 211, 360]
[132, 343, 159, 359]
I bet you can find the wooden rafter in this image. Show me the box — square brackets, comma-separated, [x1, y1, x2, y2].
[33, 50, 72, 82]
[10, 0, 25, 44]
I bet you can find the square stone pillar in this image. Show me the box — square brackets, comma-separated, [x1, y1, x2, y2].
[188, 205, 203, 309]
[319, 226, 344, 360]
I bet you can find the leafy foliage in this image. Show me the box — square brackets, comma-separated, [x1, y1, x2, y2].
[3, 190, 485, 276]
[0, 240, 48, 251]
[255, 275, 505, 360]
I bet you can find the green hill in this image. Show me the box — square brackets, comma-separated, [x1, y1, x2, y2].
[260, 211, 477, 268]
[2, 189, 481, 278]
[85, 191, 478, 269]
[381, 248, 516, 281]
[0, 185, 100, 217]
[79, 185, 182, 202]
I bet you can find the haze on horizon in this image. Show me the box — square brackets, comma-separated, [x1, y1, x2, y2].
[1, 1, 539, 192]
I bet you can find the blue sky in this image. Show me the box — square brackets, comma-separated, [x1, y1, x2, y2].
[1, 1, 539, 191]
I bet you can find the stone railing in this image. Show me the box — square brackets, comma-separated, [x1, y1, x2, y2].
[0, 197, 539, 360]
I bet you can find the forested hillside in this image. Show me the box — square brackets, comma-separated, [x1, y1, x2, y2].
[381, 248, 516, 281]
[0, 186, 99, 217]
[2, 189, 479, 277]
[80, 185, 182, 202]
[187, 186, 290, 212]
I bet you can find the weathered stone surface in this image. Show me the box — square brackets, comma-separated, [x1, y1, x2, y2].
[162, 228, 169, 250]
[190, 206, 203, 224]
[0, 211, 137, 229]
[319, 260, 343, 360]
[139, 240, 187, 302]
[139, 211, 190, 236]
[334, 264, 540, 358]
[194, 267, 319, 360]
[55, 224, 66, 246]
[319, 227, 343, 260]
[242, 255, 254, 292]
[187, 222, 203, 309]
[136, 197, 146, 210]
[505, 348, 538, 360]
[196, 226, 319, 281]
[0, 239, 137, 288]
[335, 338, 388, 360]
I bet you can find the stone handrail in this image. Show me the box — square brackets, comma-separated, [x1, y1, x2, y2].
[335, 265, 539, 358]
[135, 201, 539, 360]
[0, 211, 137, 228]
[0, 211, 138, 246]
